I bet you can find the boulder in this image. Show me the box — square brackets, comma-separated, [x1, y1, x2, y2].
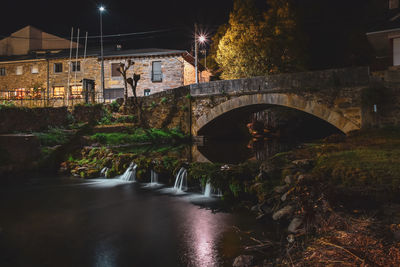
[284, 175, 293, 185]
[288, 217, 303, 233]
[260, 203, 272, 214]
[272, 205, 294, 220]
[274, 185, 289, 193]
[291, 159, 314, 170]
[233, 255, 254, 267]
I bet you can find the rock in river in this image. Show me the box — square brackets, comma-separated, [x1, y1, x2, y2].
[233, 255, 254, 267]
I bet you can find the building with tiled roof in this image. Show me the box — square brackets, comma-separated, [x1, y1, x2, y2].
[0, 26, 210, 106]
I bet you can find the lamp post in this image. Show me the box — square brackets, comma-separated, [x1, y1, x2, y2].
[194, 24, 206, 84]
[99, 5, 105, 102]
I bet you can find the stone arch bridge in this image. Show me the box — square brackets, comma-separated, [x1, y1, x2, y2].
[189, 67, 371, 135]
[141, 67, 373, 136]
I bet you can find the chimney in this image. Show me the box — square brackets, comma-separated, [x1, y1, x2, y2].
[390, 0, 399, 10]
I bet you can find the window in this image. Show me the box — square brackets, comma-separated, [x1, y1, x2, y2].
[54, 63, 63, 73]
[15, 88, 25, 99]
[151, 61, 162, 82]
[31, 65, 39, 74]
[0, 67, 5, 76]
[71, 85, 82, 96]
[53, 86, 65, 98]
[144, 89, 151, 96]
[104, 88, 124, 100]
[111, 63, 121, 77]
[16, 66, 23, 75]
[71, 61, 81, 72]
[390, 0, 399, 9]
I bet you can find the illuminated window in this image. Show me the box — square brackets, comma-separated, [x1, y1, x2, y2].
[71, 85, 82, 95]
[144, 89, 151, 96]
[16, 66, 23, 75]
[15, 88, 25, 99]
[53, 86, 65, 98]
[31, 65, 39, 74]
[151, 61, 162, 82]
[54, 63, 63, 73]
[0, 67, 5, 76]
[71, 61, 81, 72]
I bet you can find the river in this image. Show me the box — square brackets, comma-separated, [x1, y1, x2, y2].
[0, 176, 281, 267]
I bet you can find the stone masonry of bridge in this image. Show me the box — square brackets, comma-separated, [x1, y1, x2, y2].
[131, 67, 400, 136]
[190, 67, 371, 135]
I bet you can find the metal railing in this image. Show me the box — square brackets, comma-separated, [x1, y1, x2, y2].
[0, 90, 106, 107]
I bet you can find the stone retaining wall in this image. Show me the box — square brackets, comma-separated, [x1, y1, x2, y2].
[0, 106, 69, 133]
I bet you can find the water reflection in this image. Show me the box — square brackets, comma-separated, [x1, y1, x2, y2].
[0, 178, 238, 267]
[195, 138, 295, 164]
[180, 206, 231, 267]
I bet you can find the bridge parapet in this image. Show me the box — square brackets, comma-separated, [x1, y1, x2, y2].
[190, 67, 370, 96]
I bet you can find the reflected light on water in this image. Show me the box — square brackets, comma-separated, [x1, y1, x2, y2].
[94, 240, 117, 267]
[183, 207, 230, 267]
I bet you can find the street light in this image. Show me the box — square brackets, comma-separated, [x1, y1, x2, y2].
[198, 35, 206, 44]
[99, 5, 105, 102]
[195, 26, 207, 84]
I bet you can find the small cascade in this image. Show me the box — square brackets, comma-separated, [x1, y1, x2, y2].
[202, 182, 222, 197]
[100, 167, 108, 177]
[174, 167, 187, 192]
[204, 182, 212, 197]
[150, 170, 159, 184]
[120, 162, 137, 182]
[216, 189, 223, 197]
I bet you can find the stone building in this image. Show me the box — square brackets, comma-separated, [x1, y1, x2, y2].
[0, 26, 210, 106]
[367, 0, 400, 70]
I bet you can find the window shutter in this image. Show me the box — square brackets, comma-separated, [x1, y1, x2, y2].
[111, 63, 121, 77]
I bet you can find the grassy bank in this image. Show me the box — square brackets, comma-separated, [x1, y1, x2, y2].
[89, 128, 188, 145]
[250, 126, 400, 266]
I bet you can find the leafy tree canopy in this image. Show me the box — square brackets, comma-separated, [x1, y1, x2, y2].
[215, 0, 305, 79]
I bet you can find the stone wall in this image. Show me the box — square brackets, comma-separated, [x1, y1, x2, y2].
[0, 54, 199, 103]
[183, 60, 213, 85]
[72, 104, 105, 124]
[125, 86, 192, 133]
[0, 104, 107, 133]
[105, 56, 185, 96]
[0, 59, 49, 90]
[0, 57, 100, 102]
[0, 106, 69, 133]
[189, 67, 370, 96]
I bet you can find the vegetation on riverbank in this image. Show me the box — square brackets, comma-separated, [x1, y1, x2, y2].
[60, 125, 400, 266]
[89, 128, 188, 145]
[33, 127, 74, 147]
[247, 126, 400, 266]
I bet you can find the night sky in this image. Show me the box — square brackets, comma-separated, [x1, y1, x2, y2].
[0, 0, 234, 51]
[0, 0, 386, 69]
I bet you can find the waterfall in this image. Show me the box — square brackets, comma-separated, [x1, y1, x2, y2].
[100, 167, 108, 177]
[120, 162, 137, 182]
[173, 167, 187, 192]
[204, 182, 212, 197]
[150, 170, 159, 184]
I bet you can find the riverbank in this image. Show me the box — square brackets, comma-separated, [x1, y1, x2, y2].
[247, 127, 400, 266]
[23, 123, 400, 266]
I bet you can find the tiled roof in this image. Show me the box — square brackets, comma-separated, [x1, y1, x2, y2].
[0, 48, 190, 62]
[367, 10, 400, 34]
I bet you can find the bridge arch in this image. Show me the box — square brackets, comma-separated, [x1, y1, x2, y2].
[193, 93, 361, 135]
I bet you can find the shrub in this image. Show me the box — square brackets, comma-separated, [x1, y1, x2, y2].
[109, 100, 121, 112]
[89, 128, 188, 145]
[33, 127, 72, 146]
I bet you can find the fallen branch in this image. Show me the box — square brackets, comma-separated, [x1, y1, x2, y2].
[318, 240, 365, 264]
